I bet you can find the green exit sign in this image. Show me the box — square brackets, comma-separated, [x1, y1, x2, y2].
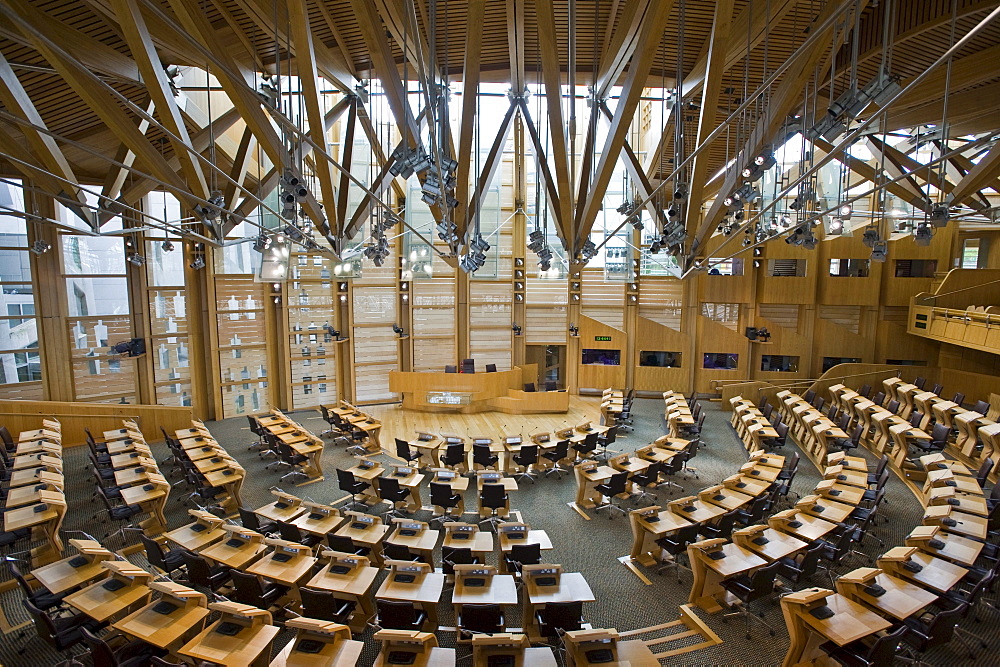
[594, 336, 612, 342]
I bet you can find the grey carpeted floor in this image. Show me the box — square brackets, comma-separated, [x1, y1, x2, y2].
[0, 397, 996, 666]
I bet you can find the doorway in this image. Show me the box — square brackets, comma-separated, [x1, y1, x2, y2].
[525, 345, 565, 390]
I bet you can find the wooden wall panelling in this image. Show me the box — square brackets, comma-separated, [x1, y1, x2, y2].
[633, 316, 691, 393]
[575, 315, 626, 391]
[696, 234, 754, 303]
[0, 399, 192, 448]
[694, 313, 750, 396]
[752, 306, 814, 384]
[817, 235, 883, 306]
[880, 230, 955, 307]
[756, 241, 817, 305]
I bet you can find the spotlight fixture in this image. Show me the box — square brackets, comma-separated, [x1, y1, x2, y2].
[870, 240, 888, 263]
[511, 323, 522, 336]
[29, 239, 51, 255]
[578, 239, 598, 263]
[160, 239, 175, 252]
[252, 233, 271, 253]
[929, 203, 950, 227]
[323, 324, 341, 340]
[127, 252, 146, 267]
[861, 226, 880, 249]
[392, 324, 406, 337]
[828, 217, 844, 234]
[838, 203, 853, 219]
[189, 255, 206, 270]
[673, 183, 688, 200]
[568, 324, 579, 337]
[914, 222, 933, 246]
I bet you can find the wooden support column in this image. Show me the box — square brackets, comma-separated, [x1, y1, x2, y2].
[512, 116, 527, 368]
[124, 222, 154, 405]
[27, 191, 72, 402]
[187, 242, 218, 420]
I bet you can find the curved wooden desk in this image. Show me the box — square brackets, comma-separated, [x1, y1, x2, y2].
[389, 365, 568, 414]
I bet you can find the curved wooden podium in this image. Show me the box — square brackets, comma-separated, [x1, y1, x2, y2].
[388, 364, 569, 414]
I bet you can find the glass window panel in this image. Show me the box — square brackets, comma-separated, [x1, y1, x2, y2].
[66, 278, 130, 316]
[62, 235, 126, 274]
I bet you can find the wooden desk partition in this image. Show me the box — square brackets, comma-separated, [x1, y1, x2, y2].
[389, 365, 568, 414]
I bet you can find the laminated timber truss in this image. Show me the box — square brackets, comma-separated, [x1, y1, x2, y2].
[0, 0, 999, 267]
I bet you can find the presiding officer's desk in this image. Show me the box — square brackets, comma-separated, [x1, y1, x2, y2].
[389, 364, 569, 414]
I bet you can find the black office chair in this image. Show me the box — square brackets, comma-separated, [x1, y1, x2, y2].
[462, 358, 476, 374]
[975, 457, 994, 489]
[543, 440, 571, 479]
[572, 432, 599, 461]
[900, 600, 969, 661]
[734, 493, 771, 527]
[486, 364, 497, 373]
[479, 483, 508, 531]
[375, 600, 427, 631]
[930, 383, 944, 396]
[326, 533, 370, 556]
[4, 556, 66, 612]
[871, 391, 886, 408]
[803, 390, 816, 404]
[179, 550, 231, 592]
[952, 392, 966, 407]
[445, 365, 457, 373]
[913, 376, 927, 390]
[699, 508, 739, 541]
[246, 415, 265, 451]
[276, 520, 322, 548]
[721, 560, 782, 639]
[595, 426, 618, 462]
[297, 587, 356, 624]
[512, 444, 538, 483]
[523, 383, 536, 392]
[472, 443, 499, 471]
[394, 438, 422, 466]
[655, 523, 701, 582]
[336, 468, 370, 511]
[594, 471, 629, 519]
[503, 543, 541, 583]
[20, 599, 106, 655]
[272, 441, 309, 484]
[440, 442, 467, 472]
[629, 462, 662, 505]
[376, 476, 411, 520]
[535, 600, 584, 651]
[0, 425, 14, 453]
[913, 423, 950, 455]
[819, 623, 909, 667]
[777, 543, 826, 586]
[442, 546, 480, 576]
[545, 381, 557, 391]
[458, 603, 505, 641]
[657, 452, 686, 495]
[229, 570, 288, 610]
[239, 506, 277, 536]
[858, 384, 872, 398]
[138, 532, 186, 577]
[974, 400, 990, 415]
[382, 543, 423, 563]
[429, 482, 462, 525]
[886, 399, 900, 415]
[761, 422, 788, 450]
[80, 626, 159, 667]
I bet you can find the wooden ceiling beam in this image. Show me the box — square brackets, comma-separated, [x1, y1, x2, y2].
[101, 98, 154, 205]
[950, 140, 1000, 205]
[1, 3, 195, 211]
[575, 0, 675, 248]
[682, 0, 797, 96]
[517, 99, 569, 251]
[938, 140, 1000, 201]
[683, 0, 736, 247]
[506, 0, 525, 93]
[223, 127, 257, 209]
[692, 0, 862, 258]
[112, 0, 210, 201]
[811, 136, 931, 211]
[228, 0, 357, 91]
[349, 0, 420, 147]
[593, 0, 651, 99]
[464, 102, 518, 239]
[890, 43, 1000, 112]
[534, 0, 575, 249]
[0, 51, 92, 225]
[598, 101, 667, 229]
[0, 127, 88, 214]
[335, 98, 358, 233]
[287, 0, 339, 238]
[455, 0, 487, 240]
[312, 0, 358, 79]
[865, 135, 937, 203]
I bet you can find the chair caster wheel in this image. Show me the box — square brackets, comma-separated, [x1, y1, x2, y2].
[769, 630, 775, 636]
[746, 633, 752, 640]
